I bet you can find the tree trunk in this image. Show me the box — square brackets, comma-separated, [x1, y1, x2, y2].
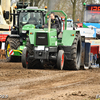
[34, 0, 40, 6]
[30, 0, 34, 6]
[19, 0, 23, 2]
[90, 0, 93, 4]
[19, 0, 27, 2]
[72, 0, 76, 22]
[81, 0, 85, 22]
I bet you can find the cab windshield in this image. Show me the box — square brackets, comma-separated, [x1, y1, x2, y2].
[84, 10, 100, 23]
[19, 11, 44, 32]
[19, 12, 44, 25]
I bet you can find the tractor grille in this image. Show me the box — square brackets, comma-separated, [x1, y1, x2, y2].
[36, 33, 48, 45]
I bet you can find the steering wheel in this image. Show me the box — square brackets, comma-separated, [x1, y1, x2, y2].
[27, 18, 38, 25]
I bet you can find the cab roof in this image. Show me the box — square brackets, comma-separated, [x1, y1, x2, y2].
[17, 7, 46, 11]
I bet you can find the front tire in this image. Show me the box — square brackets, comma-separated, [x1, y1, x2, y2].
[22, 47, 29, 68]
[57, 50, 64, 70]
[22, 38, 42, 69]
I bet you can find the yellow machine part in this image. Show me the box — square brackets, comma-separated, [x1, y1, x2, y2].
[7, 43, 10, 57]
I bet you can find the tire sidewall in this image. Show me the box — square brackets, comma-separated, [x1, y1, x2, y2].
[57, 50, 64, 70]
[22, 47, 28, 68]
[75, 33, 81, 70]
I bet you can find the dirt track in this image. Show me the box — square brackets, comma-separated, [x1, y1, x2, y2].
[0, 60, 100, 100]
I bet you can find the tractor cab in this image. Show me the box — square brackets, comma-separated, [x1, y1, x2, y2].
[5, 3, 47, 62]
[19, 9, 45, 38]
[11, 7, 47, 45]
[12, 8, 46, 34]
[19, 8, 44, 29]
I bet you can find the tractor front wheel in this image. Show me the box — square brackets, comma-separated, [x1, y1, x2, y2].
[57, 50, 64, 70]
[22, 40, 42, 69]
[22, 47, 29, 68]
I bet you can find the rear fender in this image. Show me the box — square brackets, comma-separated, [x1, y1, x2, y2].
[62, 30, 80, 46]
[5, 35, 20, 42]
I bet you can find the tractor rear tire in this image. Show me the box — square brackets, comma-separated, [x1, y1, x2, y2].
[5, 37, 20, 62]
[57, 50, 64, 70]
[64, 33, 81, 70]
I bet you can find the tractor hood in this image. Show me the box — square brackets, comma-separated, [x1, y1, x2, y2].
[29, 28, 58, 46]
[22, 24, 35, 31]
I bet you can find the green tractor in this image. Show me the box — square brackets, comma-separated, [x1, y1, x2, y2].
[5, 2, 47, 62]
[22, 10, 82, 70]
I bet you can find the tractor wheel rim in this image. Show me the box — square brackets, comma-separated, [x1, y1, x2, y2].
[26, 52, 28, 64]
[61, 54, 64, 69]
[7, 44, 10, 57]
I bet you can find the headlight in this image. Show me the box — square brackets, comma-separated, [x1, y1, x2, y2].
[45, 48, 49, 51]
[22, 30, 26, 33]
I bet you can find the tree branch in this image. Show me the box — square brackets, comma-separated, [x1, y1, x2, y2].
[71, 0, 74, 4]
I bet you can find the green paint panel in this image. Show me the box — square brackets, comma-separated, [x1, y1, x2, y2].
[83, 23, 88, 28]
[18, 45, 26, 50]
[57, 39, 63, 45]
[13, 51, 21, 56]
[11, 46, 25, 56]
[22, 40, 27, 46]
[62, 30, 76, 46]
[12, 45, 26, 56]
[22, 24, 35, 30]
[48, 28, 57, 46]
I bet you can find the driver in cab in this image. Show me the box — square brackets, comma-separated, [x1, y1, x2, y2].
[28, 13, 37, 24]
[28, 13, 43, 28]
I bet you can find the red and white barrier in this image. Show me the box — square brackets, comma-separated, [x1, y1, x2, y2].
[9, 50, 14, 55]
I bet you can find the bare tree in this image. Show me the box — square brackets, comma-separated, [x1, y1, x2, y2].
[19, 0, 22, 2]
[71, 0, 77, 22]
[30, 0, 41, 6]
[17, 0, 97, 22]
[34, 0, 40, 6]
[81, 0, 86, 22]
[19, 0, 28, 2]
[75, 0, 96, 22]
[30, 0, 33, 6]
